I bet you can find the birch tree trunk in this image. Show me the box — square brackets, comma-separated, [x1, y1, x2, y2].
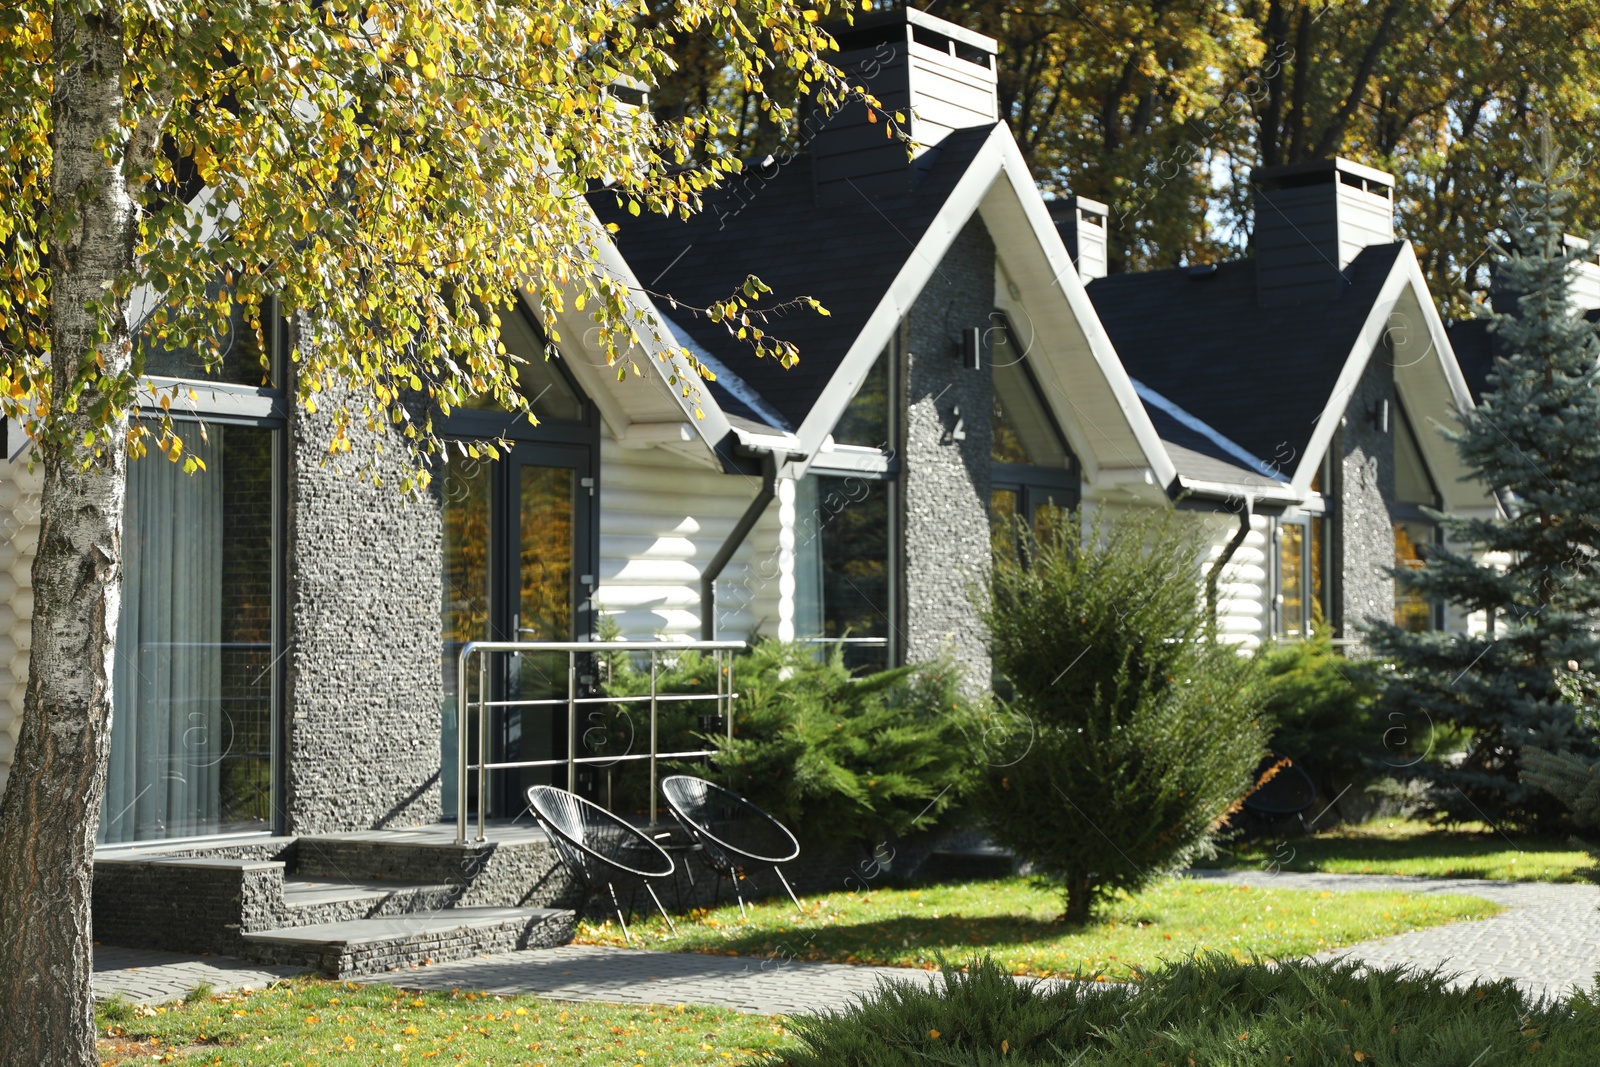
[0, 5, 134, 1065]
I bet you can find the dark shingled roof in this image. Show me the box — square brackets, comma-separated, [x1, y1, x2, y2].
[594, 125, 998, 430]
[1447, 319, 1495, 403]
[1087, 243, 1407, 476]
[1449, 309, 1600, 404]
[1142, 402, 1288, 491]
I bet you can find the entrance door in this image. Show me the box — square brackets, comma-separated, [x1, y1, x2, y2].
[442, 442, 594, 820]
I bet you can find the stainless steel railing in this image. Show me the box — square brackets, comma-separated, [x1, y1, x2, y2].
[454, 639, 745, 845]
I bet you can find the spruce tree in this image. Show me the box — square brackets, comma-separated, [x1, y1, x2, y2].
[1366, 147, 1600, 829]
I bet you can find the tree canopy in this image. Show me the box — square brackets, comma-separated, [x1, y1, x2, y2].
[0, 3, 855, 1065]
[664, 1, 1600, 306]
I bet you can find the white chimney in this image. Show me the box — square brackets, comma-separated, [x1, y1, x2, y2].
[1050, 196, 1109, 282]
[1252, 157, 1395, 306]
[812, 7, 998, 200]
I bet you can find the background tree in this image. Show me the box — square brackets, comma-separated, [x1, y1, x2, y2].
[973, 508, 1269, 924]
[1365, 146, 1600, 831]
[0, 2, 848, 1064]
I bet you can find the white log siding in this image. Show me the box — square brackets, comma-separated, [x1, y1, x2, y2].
[1209, 512, 1271, 650]
[0, 457, 43, 794]
[595, 437, 783, 642]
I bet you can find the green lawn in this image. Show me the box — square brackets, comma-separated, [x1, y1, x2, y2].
[1196, 818, 1595, 882]
[575, 875, 1499, 982]
[97, 980, 789, 1066]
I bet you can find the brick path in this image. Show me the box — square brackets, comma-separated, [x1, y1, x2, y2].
[93, 946, 304, 1005]
[1187, 869, 1600, 1002]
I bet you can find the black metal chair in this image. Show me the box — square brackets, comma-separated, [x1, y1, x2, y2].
[525, 785, 677, 943]
[659, 774, 803, 916]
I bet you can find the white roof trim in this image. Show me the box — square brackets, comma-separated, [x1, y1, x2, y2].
[536, 210, 735, 467]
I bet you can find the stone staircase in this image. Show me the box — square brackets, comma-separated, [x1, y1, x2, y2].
[92, 825, 579, 979]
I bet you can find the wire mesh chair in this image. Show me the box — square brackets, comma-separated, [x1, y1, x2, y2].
[660, 775, 803, 916]
[525, 785, 678, 943]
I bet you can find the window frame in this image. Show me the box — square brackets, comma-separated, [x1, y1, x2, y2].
[105, 294, 290, 845]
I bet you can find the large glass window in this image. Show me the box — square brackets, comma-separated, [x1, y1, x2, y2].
[991, 325, 1071, 469]
[794, 474, 894, 672]
[1393, 406, 1441, 632]
[1394, 520, 1436, 632]
[101, 422, 277, 843]
[829, 351, 890, 448]
[136, 283, 275, 387]
[462, 300, 585, 423]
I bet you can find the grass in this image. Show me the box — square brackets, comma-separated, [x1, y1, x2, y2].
[1196, 817, 1596, 883]
[95, 979, 790, 1066]
[574, 875, 1499, 982]
[757, 954, 1600, 1066]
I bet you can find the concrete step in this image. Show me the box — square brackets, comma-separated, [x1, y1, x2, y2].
[243, 906, 575, 979]
[275, 877, 460, 927]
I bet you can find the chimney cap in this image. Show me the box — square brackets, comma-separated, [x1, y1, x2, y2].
[1250, 156, 1394, 193]
[827, 4, 998, 59]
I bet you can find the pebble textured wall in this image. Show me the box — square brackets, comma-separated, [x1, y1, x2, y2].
[0, 456, 42, 797]
[284, 394, 444, 833]
[902, 218, 996, 687]
[1337, 346, 1398, 649]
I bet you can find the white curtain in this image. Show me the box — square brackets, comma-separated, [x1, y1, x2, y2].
[102, 431, 224, 843]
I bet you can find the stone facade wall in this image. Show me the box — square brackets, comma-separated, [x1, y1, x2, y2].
[900, 218, 996, 685]
[1336, 345, 1398, 647]
[283, 388, 444, 833]
[0, 453, 41, 797]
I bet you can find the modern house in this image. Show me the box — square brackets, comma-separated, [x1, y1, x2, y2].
[0, 4, 1497, 969]
[1088, 158, 1500, 648]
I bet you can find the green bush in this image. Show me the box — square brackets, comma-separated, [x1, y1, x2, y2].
[974, 508, 1269, 923]
[594, 638, 978, 846]
[754, 954, 1600, 1066]
[1255, 620, 1381, 819]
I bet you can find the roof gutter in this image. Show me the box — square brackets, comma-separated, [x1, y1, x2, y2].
[700, 451, 779, 640]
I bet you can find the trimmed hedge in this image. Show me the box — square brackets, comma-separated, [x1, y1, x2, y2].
[754, 955, 1600, 1065]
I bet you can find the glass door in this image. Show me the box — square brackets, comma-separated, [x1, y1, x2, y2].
[441, 443, 593, 820]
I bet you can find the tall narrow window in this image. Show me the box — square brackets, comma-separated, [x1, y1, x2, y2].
[102, 422, 278, 843]
[1274, 520, 1309, 640]
[1393, 406, 1441, 631]
[989, 313, 1079, 540]
[794, 474, 893, 672]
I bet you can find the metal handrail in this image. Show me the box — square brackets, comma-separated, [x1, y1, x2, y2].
[454, 639, 745, 845]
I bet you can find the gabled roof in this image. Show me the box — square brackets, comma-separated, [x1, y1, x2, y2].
[594, 127, 995, 433]
[1087, 244, 1406, 474]
[600, 122, 1176, 487]
[1091, 240, 1494, 514]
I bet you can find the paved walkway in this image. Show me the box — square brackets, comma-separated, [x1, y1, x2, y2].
[352, 944, 1075, 1015]
[93, 946, 304, 1005]
[1187, 869, 1600, 1002]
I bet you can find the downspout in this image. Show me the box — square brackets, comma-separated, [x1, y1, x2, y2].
[700, 452, 779, 640]
[1206, 492, 1254, 633]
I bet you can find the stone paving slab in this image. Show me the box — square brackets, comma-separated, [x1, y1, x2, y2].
[1185, 868, 1600, 1002]
[93, 946, 304, 1005]
[353, 944, 1077, 1017]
